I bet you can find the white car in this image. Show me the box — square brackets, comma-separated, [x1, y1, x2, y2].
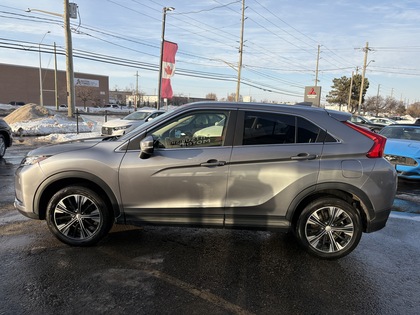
[101, 109, 165, 136]
[370, 117, 397, 125]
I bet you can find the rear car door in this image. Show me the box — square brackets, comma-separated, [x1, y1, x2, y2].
[225, 110, 325, 229]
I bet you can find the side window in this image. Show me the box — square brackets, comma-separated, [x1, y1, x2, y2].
[242, 111, 325, 145]
[297, 117, 322, 143]
[243, 112, 295, 145]
[150, 111, 229, 149]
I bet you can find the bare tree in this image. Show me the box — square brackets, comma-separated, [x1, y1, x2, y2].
[76, 86, 96, 109]
[407, 102, 420, 117]
[206, 92, 217, 100]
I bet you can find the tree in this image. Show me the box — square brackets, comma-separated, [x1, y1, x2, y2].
[76, 86, 96, 108]
[364, 95, 385, 116]
[206, 93, 217, 100]
[326, 74, 369, 113]
[407, 102, 420, 117]
[326, 76, 350, 110]
[227, 93, 236, 102]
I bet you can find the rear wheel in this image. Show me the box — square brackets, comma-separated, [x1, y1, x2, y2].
[296, 197, 362, 259]
[46, 186, 113, 246]
[0, 134, 6, 158]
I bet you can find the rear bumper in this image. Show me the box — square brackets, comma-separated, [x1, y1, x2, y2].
[365, 207, 391, 233]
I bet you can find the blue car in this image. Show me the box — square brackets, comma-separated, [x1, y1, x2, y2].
[379, 124, 420, 180]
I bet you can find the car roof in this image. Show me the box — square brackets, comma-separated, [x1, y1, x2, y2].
[386, 124, 420, 128]
[181, 101, 351, 121]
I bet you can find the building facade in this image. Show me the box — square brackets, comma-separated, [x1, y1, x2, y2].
[0, 63, 109, 107]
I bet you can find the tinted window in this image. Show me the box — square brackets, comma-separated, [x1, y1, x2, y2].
[242, 111, 326, 145]
[150, 111, 229, 149]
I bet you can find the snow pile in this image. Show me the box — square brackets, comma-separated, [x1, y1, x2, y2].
[4, 104, 96, 138]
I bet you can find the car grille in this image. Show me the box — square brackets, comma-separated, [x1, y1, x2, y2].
[384, 154, 418, 166]
[101, 127, 113, 135]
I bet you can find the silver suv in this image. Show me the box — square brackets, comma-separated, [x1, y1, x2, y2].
[15, 102, 397, 259]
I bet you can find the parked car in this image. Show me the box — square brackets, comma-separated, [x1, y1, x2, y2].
[350, 115, 384, 132]
[0, 118, 13, 158]
[101, 109, 166, 136]
[9, 101, 25, 106]
[370, 117, 397, 125]
[388, 116, 415, 124]
[15, 102, 397, 259]
[379, 124, 420, 180]
[103, 104, 120, 109]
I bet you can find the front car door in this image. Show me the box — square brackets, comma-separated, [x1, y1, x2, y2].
[118, 108, 235, 227]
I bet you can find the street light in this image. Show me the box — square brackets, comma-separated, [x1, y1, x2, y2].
[39, 31, 50, 106]
[157, 6, 174, 110]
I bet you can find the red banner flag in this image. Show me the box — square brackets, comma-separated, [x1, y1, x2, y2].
[161, 40, 178, 99]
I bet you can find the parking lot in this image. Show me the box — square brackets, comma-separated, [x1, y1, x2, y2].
[0, 139, 419, 314]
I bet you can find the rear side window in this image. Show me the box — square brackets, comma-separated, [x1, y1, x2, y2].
[242, 111, 332, 145]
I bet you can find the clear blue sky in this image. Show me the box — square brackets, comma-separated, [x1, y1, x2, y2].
[1, 0, 420, 104]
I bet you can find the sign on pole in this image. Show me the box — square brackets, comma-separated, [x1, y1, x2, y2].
[304, 86, 321, 106]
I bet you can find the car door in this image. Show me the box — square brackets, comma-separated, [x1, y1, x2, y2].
[225, 110, 324, 229]
[118, 109, 235, 227]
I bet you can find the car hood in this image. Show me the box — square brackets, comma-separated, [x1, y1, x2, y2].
[384, 139, 420, 156]
[27, 137, 104, 156]
[102, 119, 137, 128]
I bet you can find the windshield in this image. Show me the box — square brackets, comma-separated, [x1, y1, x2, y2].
[380, 126, 420, 141]
[123, 111, 153, 120]
[118, 110, 173, 141]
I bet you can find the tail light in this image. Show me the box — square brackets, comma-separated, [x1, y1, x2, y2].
[344, 121, 387, 158]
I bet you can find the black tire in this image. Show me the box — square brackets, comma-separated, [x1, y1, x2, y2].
[295, 197, 362, 259]
[0, 134, 6, 158]
[46, 186, 113, 246]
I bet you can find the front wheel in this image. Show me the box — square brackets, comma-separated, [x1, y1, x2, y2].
[46, 186, 113, 246]
[296, 197, 362, 259]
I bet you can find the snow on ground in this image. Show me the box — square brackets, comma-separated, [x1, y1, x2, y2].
[1, 103, 142, 142]
[1, 103, 179, 143]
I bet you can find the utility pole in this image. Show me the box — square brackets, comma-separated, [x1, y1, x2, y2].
[64, 0, 76, 117]
[375, 84, 381, 115]
[235, 0, 245, 102]
[54, 42, 58, 110]
[347, 71, 354, 112]
[358, 42, 370, 115]
[135, 71, 139, 110]
[315, 44, 320, 86]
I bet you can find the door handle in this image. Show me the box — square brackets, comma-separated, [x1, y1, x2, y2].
[200, 159, 226, 167]
[290, 153, 318, 160]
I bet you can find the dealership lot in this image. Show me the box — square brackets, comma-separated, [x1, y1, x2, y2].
[0, 139, 419, 314]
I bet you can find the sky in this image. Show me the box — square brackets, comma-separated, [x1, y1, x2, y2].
[1, 0, 420, 105]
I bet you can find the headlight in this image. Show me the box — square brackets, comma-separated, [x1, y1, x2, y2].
[21, 155, 51, 166]
[114, 125, 131, 131]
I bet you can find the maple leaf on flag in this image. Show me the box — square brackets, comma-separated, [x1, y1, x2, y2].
[165, 65, 173, 76]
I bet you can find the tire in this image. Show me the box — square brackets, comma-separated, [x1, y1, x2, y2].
[295, 197, 362, 259]
[0, 134, 6, 158]
[46, 186, 113, 246]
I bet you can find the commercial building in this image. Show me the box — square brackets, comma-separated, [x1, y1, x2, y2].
[0, 63, 109, 107]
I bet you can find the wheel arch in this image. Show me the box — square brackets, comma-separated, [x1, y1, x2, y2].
[34, 171, 122, 221]
[287, 183, 374, 233]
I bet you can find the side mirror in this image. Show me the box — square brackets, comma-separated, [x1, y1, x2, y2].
[139, 135, 154, 159]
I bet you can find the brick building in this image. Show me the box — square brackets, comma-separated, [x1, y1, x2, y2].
[0, 63, 109, 107]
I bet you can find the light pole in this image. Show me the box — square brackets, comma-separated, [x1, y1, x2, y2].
[157, 6, 174, 110]
[39, 31, 50, 106]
